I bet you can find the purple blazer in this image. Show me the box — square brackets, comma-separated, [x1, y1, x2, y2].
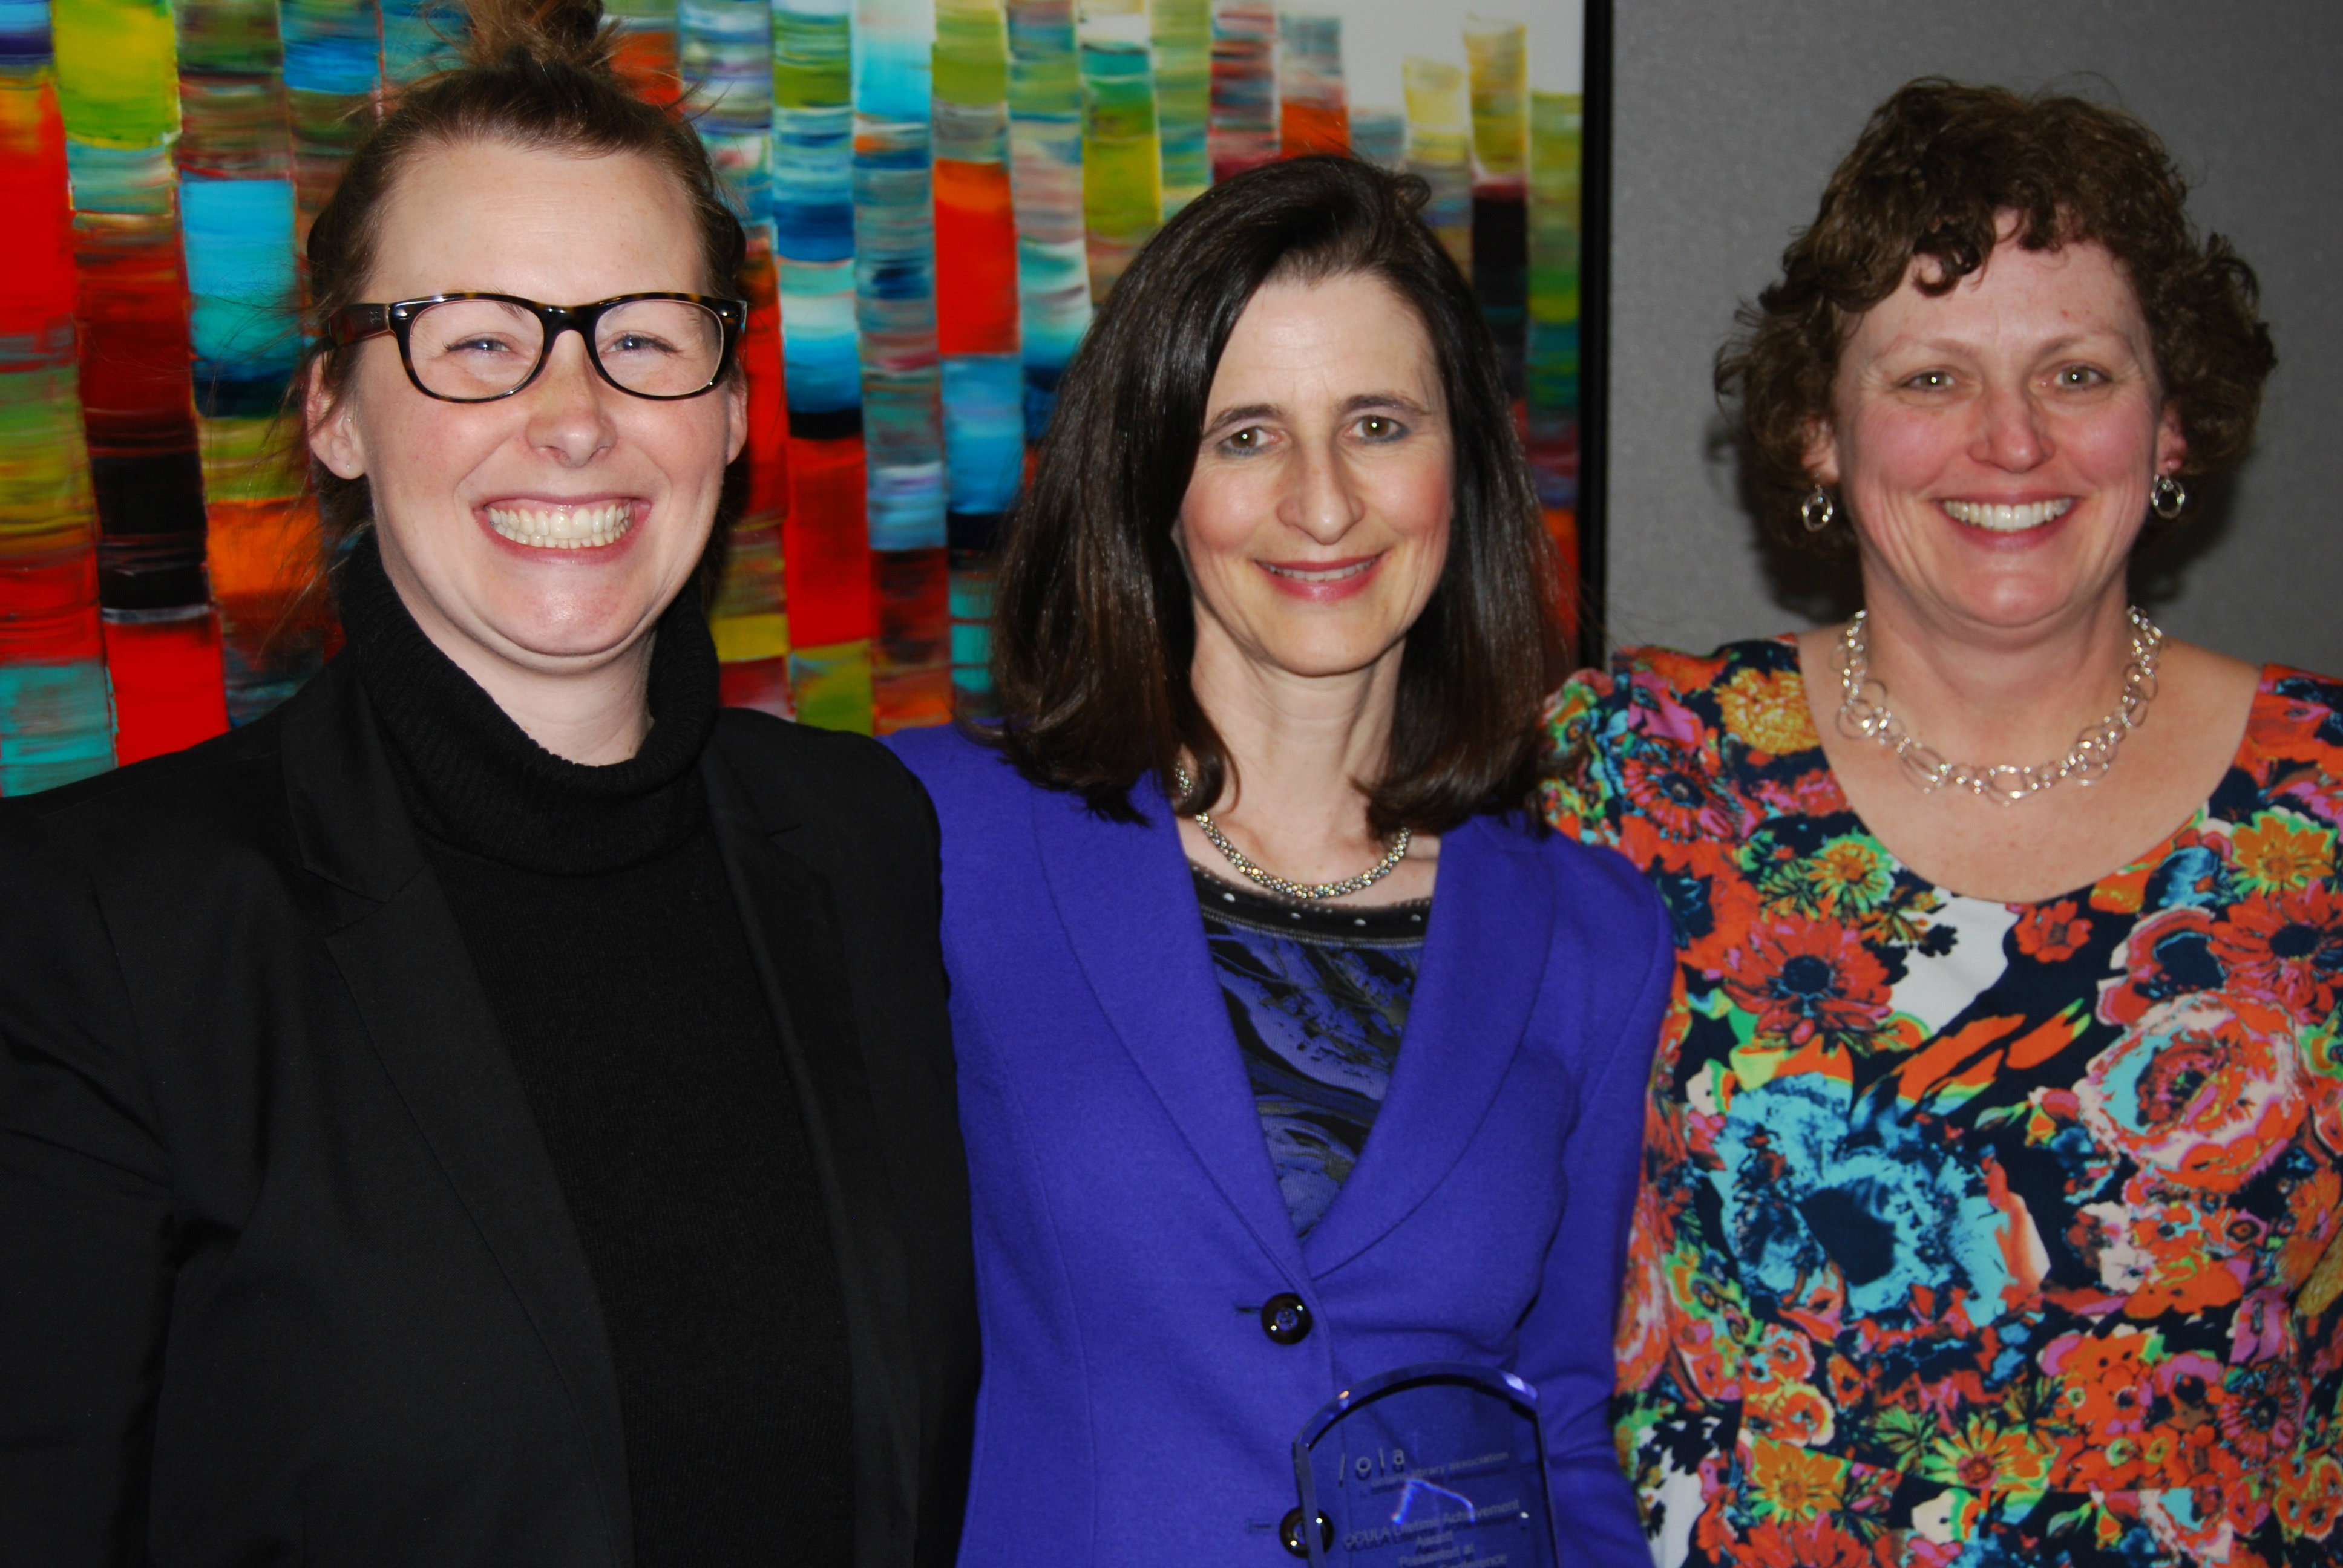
[888, 727, 1670, 1568]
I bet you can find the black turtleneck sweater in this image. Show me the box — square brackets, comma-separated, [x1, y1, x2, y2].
[339, 537, 854, 1567]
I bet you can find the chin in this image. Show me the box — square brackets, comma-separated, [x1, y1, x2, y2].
[1932, 574, 2098, 632]
[477, 584, 672, 664]
[1258, 635, 1404, 681]
[1889, 543, 2085, 623]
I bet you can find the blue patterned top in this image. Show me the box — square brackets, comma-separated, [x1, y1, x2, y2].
[1192, 865, 1427, 1237]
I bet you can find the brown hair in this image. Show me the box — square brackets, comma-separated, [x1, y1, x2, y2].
[986, 155, 1564, 836]
[298, 0, 747, 562]
[1719, 77, 2276, 553]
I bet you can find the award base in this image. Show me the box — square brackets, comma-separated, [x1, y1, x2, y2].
[1289, 1362, 1556, 1567]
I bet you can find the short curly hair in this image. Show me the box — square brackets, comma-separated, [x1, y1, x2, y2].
[1718, 78, 2276, 554]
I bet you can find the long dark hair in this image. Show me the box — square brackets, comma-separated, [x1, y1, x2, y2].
[987, 155, 1562, 835]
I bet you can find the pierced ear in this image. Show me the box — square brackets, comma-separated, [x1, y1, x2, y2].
[1799, 417, 1842, 489]
[306, 359, 367, 480]
[2155, 400, 2187, 476]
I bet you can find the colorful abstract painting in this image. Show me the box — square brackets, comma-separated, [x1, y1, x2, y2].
[0, 0, 1585, 791]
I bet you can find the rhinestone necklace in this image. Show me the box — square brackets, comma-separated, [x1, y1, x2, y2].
[1835, 606, 2164, 805]
[1171, 763, 1411, 901]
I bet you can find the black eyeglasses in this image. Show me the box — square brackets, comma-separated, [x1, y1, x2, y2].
[328, 292, 750, 403]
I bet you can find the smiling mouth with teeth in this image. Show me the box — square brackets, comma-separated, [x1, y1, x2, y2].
[1941, 498, 2074, 533]
[1261, 559, 1377, 583]
[485, 501, 635, 550]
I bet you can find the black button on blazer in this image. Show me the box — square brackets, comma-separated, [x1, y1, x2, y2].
[0, 656, 978, 1568]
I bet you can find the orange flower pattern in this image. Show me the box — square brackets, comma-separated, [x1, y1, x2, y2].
[1543, 642, 2343, 1568]
[2016, 900, 2095, 964]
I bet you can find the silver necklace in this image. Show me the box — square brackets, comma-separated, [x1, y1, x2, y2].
[1170, 763, 1411, 901]
[1835, 606, 2163, 805]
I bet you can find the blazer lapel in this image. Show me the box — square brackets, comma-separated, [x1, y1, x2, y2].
[699, 749, 916, 1568]
[283, 662, 634, 1568]
[1031, 776, 1308, 1277]
[1299, 815, 1556, 1276]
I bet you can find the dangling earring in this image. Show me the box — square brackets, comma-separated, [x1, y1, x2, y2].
[2150, 474, 2187, 521]
[1800, 487, 1838, 534]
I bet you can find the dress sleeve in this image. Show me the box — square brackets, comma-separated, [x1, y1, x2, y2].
[1516, 871, 1676, 1568]
[0, 811, 175, 1564]
[1540, 665, 1630, 850]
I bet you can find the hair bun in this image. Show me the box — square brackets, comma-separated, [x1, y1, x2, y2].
[462, 0, 617, 74]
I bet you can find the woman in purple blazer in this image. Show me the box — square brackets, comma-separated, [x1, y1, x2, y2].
[889, 157, 1669, 1567]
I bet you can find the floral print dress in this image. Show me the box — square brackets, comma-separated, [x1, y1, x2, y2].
[1542, 638, 2343, 1568]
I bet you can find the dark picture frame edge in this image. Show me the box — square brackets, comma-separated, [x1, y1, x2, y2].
[1576, 0, 1613, 671]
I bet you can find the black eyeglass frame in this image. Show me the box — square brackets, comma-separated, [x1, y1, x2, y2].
[327, 292, 751, 403]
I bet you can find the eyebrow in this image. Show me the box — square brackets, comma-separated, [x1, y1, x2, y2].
[1199, 390, 1436, 436]
[1898, 330, 2130, 359]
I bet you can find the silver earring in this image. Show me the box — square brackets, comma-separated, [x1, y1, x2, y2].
[2151, 474, 2187, 521]
[1800, 487, 1838, 534]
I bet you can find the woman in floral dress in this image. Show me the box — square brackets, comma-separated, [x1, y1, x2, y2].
[1547, 82, 2340, 1567]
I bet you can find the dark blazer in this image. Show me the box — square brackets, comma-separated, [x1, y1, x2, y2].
[0, 656, 978, 1568]
[888, 727, 1673, 1568]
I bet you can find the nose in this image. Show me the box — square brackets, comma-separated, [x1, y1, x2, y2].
[1973, 378, 2050, 471]
[521, 328, 618, 466]
[1280, 432, 1366, 544]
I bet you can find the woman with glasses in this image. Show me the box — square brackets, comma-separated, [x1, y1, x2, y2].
[0, 4, 976, 1564]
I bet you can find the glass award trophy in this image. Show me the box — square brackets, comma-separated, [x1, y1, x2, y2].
[1284, 1362, 1556, 1567]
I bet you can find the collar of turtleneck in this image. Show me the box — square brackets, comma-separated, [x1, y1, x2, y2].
[338, 529, 722, 876]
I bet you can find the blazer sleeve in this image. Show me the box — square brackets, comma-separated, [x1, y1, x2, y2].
[0, 809, 175, 1564]
[1518, 863, 1675, 1568]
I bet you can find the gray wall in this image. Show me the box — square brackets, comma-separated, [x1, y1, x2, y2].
[1605, 0, 2343, 673]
